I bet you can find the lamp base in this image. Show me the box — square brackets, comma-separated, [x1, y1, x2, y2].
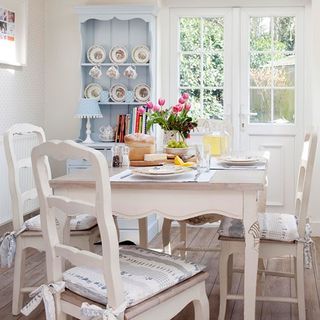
[82, 135, 95, 144]
[82, 117, 95, 144]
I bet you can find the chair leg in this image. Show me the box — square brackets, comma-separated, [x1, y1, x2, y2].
[193, 283, 210, 320]
[227, 254, 233, 292]
[12, 240, 26, 315]
[162, 218, 172, 253]
[219, 244, 230, 320]
[296, 246, 306, 320]
[179, 221, 187, 259]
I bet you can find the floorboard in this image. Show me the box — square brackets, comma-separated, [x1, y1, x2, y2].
[0, 228, 319, 320]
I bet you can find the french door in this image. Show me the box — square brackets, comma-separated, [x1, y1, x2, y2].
[170, 7, 305, 213]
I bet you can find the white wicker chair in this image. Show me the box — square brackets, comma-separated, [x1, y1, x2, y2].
[218, 132, 318, 320]
[3, 124, 100, 315]
[28, 140, 209, 320]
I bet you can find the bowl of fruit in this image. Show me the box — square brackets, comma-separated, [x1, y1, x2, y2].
[164, 140, 189, 156]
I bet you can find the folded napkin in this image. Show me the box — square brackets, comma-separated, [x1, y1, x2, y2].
[110, 169, 215, 183]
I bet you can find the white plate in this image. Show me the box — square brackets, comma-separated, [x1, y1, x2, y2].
[132, 166, 192, 178]
[132, 45, 150, 64]
[133, 165, 191, 176]
[219, 156, 261, 166]
[87, 45, 106, 64]
[84, 83, 103, 100]
[133, 84, 150, 102]
[110, 84, 127, 102]
[109, 46, 128, 64]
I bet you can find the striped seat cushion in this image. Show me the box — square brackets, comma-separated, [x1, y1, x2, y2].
[24, 214, 97, 231]
[218, 213, 299, 242]
[63, 246, 205, 307]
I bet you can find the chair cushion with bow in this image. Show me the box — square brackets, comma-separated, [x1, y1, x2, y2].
[63, 246, 205, 307]
[218, 213, 299, 242]
[23, 214, 97, 231]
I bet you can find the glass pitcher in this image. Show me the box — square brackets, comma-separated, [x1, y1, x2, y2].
[202, 120, 231, 157]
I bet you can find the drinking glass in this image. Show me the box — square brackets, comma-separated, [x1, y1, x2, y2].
[195, 144, 211, 173]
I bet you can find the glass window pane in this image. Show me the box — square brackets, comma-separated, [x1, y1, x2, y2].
[179, 54, 201, 87]
[203, 53, 224, 87]
[203, 89, 224, 119]
[250, 89, 271, 123]
[179, 18, 201, 52]
[250, 17, 272, 51]
[273, 53, 295, 87]
[250, 53, 272, 87]
[203, 18, 224, 50]
[274, 16, 295, 51]
[274, 89, 294, 123]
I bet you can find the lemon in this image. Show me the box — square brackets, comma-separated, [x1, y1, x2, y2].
[174, 156, 184, 166]
[181, 162, 194, 167]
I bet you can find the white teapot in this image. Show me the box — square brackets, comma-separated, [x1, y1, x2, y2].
[99, 125, 114, 141]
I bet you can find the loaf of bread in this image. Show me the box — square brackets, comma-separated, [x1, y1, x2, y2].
[124, 133, 155, 161]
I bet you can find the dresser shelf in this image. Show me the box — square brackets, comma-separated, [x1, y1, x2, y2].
[81, 63, 150, 67]
[99, 102, 144, 106]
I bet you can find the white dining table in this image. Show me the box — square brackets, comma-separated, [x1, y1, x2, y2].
[50, 164, 267, 320]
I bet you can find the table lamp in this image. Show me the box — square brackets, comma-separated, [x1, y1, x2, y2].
[75, 98, 102, 144]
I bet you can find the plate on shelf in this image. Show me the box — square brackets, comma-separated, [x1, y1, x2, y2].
[132, 45, 150, 64]
[109, 46, 128, 64]
[87, 45, 106, 64]
[110, 84, 127, 102]
[133, 84, 150, 102]
[218, 156, 261, 166]
[132, 165, 192, 178]
[84, 83, 103, 100]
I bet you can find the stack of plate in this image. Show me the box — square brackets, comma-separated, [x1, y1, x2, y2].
[219, 156, 262, 166]
[132, 165, 192, 178]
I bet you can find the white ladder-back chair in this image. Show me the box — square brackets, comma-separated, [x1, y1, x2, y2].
[217, 132, 318, 320]
[29, 140, 209, 320]
[3, 123, 100, 315]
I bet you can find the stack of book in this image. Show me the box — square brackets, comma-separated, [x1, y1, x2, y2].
[115, 107, 148, 143]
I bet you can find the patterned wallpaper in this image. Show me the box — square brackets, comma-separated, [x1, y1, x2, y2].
[0, 0, 44, 224]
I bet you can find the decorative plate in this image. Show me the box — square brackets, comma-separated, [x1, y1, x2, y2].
[87, 45, 106, 64]
[110, 84, 127, 102]
[84, 83, 103, 100]
[132, 45, 150, 64]
[109, 46, 128, 64]
[133, 84, 150, 102]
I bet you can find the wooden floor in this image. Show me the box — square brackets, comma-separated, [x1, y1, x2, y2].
[1, 226, 320, 319]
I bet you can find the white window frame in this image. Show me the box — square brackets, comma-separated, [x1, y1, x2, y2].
[240, 7, 304, 136]
[169, 8, 233, 120]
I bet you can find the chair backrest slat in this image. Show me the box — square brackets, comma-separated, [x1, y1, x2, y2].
[295, 132, 317, 236]
[4, 123, 46, 230]
[32, 140, 125, 310]
[47, 195, 96, 217]
[55, 244, 103, 269]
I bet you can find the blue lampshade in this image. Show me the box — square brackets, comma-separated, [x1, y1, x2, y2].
[75, 98, 102, 119]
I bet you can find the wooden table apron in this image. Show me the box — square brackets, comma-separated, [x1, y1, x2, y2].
[50, 169, 265, 320]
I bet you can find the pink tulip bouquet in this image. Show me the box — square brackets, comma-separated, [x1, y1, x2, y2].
[138, 93, 198, 140]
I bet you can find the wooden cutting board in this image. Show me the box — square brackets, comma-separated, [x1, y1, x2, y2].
[129, 160, 165, 167]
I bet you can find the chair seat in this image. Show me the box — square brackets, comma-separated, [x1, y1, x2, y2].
[63, 246, 205, 308]
[24, 214, 97, 231]
[218, 213, 299, 242]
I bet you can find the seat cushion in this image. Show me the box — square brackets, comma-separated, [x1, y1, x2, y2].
[63, 246, 205, 307]
[24, 214, 97, 231]
[218, 213, 299, 242]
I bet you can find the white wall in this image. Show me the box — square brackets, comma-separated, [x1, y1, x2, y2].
[0, 0, 45, 224]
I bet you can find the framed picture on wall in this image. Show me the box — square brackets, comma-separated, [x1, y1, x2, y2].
[0, 0, 27, 66]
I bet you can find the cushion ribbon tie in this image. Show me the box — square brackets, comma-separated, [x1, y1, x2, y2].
[20, 281, 65, 320]
[0, 225, 26, 268]
[81, 301, 127, 320]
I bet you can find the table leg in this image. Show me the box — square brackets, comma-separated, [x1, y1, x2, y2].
[138, 218, 148, 248]
[243, 191, 260, 320]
